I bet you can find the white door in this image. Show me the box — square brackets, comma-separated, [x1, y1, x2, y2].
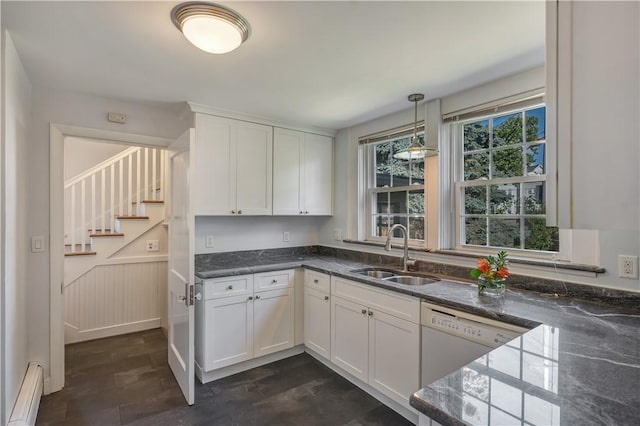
[168, 129, 195, 405]
[368, 309, 420, 406]
[253, 288, 294, 357]
[235, 122, 273, 215]
[304, 287, 331, 359]
[331, 296, 369, 382]
[205, 294, 254, 370]
[303, 134, 333, 215]
[272, 128, 303, 215]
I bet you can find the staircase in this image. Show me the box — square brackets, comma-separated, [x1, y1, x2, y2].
[64, 146, 167, 284]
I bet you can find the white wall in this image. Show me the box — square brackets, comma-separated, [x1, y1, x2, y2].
[3, 31, 32, 423]
[63, 136, 128, 181]
[195, 216, 327, 254]
[28, 85, 188, 385]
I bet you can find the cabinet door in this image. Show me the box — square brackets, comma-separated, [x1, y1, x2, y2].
[303, 134, 333, 215]
[272, 128, 304, 215]
[204, 295, 253, 371]
[331, 296, 369, 382]
[193, 114, 236, 215]
[235, 122, 273, 215]
[368, 309, 420, 406]
[304, 287, 330, 360]
[253, 288, 294, 358]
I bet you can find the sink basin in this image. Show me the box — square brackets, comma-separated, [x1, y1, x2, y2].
[383, 275, 440, 286]
[350, 268, 396, 279]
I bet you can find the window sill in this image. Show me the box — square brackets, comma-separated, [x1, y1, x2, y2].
[342, 239, 606, 274]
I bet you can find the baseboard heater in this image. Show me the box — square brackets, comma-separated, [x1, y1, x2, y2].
[8, 363, 43, 426]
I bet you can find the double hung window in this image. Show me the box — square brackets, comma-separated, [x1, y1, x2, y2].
[363, 130, 426, 244]
[453, 104, 559, 253]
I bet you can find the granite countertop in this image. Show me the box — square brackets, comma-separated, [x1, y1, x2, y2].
[195, 249, 640, 426]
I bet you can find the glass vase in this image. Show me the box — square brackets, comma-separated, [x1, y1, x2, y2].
[477, 276, 506, 297]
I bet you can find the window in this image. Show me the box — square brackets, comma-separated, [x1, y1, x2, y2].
[363, 131, 426, 244]
[454, 104, 559, 253]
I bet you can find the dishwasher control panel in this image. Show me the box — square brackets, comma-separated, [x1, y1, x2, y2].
[422, 302, 527, 348]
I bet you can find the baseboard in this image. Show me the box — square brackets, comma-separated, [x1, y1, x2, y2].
[8, 363, 43, 426]
[196, 345, 305, 384]
[305, 348, 419, 425]
[64, 318, 161, 344]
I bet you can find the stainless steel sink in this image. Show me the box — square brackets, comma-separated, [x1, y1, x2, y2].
[350, 268, 440, 285]
[383, 275, 439, 286]
[350, 268, 396, 279]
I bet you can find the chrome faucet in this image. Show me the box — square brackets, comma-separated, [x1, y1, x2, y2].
[385, 224, 416, 272]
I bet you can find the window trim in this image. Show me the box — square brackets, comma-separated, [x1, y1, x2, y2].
[448, 100, 564, 260]
[361, 131, 427, 247]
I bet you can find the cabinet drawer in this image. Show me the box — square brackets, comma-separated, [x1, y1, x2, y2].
[254, 270, 294, 292]
[203, 275, 253, 300]
[305, 269, 330, 293]
[331, 277, 420, 324]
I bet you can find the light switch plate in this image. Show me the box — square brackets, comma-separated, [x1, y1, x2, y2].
[31, 236, 45, 253]
[146, 240, 159, 252]
[205, 235, 215, 248]
[333, 228, 342, 241]
[283, 232, 290, 242]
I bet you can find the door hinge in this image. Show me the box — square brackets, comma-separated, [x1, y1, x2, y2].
[189, 284, 195, 306]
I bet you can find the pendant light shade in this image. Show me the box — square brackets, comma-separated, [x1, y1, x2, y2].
[406, 93, 427, 158]
[172, 2, 251, 54]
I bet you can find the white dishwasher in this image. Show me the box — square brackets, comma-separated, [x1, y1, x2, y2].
[421, 301, 528, 386]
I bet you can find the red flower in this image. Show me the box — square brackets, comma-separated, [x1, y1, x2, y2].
[477, 258, 490, 274]
[497, 267, 510, 278]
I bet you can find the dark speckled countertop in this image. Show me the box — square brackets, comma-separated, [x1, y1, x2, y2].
[195, 248, 640, 426]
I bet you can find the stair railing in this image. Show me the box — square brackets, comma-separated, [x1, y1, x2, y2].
[64, 146, 166, 253]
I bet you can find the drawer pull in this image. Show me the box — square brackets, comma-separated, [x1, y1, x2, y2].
[314, 279, 319, 283]
[227, 285, 233, 290]
[255, 295, 261, 300]
[271, 279, 278, 284]
[324, 296, 329, 301]
[247, 296, 253, 301]
[361, 309, 367, 315]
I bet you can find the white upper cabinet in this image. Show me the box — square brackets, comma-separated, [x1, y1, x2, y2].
[193, 113, 273, 216]
[273, 128, 333, 216]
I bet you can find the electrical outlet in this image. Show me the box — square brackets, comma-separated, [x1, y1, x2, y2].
[618, 255, 638, 279]
[334, 228, 342, 241]
[146, 240, 159, 252]
[283, 232, 290, 242]
[205, 235, 215, 248]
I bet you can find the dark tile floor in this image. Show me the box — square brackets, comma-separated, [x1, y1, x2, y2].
[37, 329, 413, 426]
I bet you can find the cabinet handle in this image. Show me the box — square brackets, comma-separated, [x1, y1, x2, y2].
[361, 309, 367, 315]
[227, 285, 233, 290]
[231, 210, 236, 214]
[271, 279, 278, 284]
[238, 210, 242, 214]
[299, 211, 303, 215]
[324, 296, 329, 301]
[247, 296, 254, 301]
[314, 279, 319, 283]
[305, 211, 309, 214]
[368, 310, 373, 317]
[255, 295, 261, 300]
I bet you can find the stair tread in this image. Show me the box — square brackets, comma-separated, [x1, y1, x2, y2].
[65, 251, 97, 257]
[131, 200, 164, 204]
[90, 232, 125, 237]
[116, 215, 150, 220]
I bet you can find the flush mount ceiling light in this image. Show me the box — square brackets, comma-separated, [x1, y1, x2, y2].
[171, 2, 251, 54]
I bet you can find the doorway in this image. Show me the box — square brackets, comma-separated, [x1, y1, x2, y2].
[50, 124, 174, 394]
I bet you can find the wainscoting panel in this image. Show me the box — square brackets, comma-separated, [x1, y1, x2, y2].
[64, 261, 167, 344]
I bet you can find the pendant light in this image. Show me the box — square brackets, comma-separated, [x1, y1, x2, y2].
[172, 2, 251, 54]
[406, 93, 427, 159]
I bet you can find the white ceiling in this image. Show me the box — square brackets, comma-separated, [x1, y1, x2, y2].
[3, 1, 545, 130]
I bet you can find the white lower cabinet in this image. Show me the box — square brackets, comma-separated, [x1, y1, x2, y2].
[304, 287, 331, 359]
[253, 288, 294, 357]
[196, 270, 295, 374]
[330, 277, 420, 408]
